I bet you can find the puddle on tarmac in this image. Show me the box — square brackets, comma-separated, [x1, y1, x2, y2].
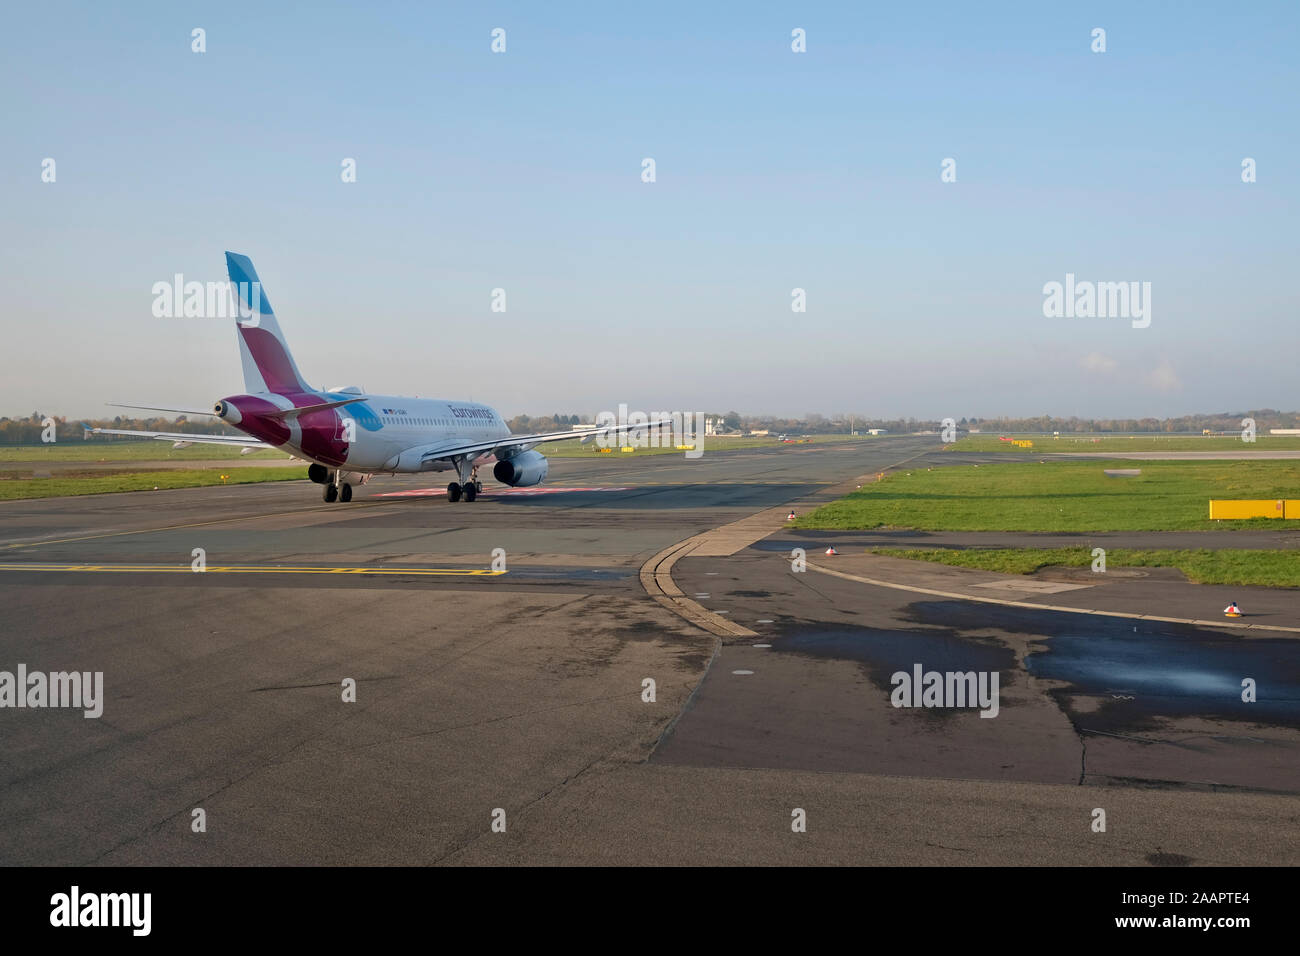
[765, 601, 1299, 730]
[769, 620, 1016, 720]
[904, 601, 1300, 729]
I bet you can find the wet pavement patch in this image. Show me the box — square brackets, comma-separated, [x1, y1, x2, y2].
[904, 601, 1300, 731]
[769, 619, 1017, 720]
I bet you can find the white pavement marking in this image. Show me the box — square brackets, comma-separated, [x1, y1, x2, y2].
[375, 486, 631, 497]
[807, 561, 1300, 635]
[972, 580, 1094, 594]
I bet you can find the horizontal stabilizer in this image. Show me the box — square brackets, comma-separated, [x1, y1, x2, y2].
[260, 397, 368, 420]
[83, 425, 267, 448]
[109, 403, 220, 417]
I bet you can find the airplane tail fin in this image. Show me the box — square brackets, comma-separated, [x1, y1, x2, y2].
[225, 252, 311, 395]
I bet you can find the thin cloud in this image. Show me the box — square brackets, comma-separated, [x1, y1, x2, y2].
[1079, 352, 1118, 374]
[1144, 360, 1182, 392]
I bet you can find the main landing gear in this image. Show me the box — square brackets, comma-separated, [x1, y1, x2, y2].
[446, 480, 482, 502]
[322, 471, 354, 503]
[446, 460, 483, 503]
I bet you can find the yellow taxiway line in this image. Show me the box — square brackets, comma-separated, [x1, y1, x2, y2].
[1, 502, 403, 551]
[0, 563, 504, 576]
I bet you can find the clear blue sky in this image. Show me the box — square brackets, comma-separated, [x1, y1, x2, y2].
[2, 1, 1296, 420]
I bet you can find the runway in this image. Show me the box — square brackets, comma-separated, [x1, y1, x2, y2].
[1, 437, 1296, 865]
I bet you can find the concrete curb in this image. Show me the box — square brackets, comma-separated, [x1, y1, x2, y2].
[638, 454, 931, 638]
[640, 535, 757, 638]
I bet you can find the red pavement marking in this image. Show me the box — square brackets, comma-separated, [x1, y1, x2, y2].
[374, 486, 632, 498]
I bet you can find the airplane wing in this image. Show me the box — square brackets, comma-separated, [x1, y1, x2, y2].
[83, 425, 269, 448]
[409, 419, 681, 465]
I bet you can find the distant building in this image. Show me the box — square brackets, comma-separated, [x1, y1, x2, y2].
[1269, 428, 1300, 435]
[868, 428, 887, 435]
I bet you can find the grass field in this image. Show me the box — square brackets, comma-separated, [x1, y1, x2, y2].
[520, 434, 863, 457]
[0, 435, 873, 499]
[0, 442, 291, 462]
[542, 437, 767, 457]
[796, 459, 1300, 531]
[3, 435, 867, 464]
[949, 433, 1300, 453]
[869, 547, 1300, 589]
[0, 468, 305, 501]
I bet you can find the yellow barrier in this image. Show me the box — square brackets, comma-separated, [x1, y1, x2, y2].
[1289, 500, 1300, 518]
[1209, 499, 1287, 519]
[675, 444, 695, 450]
[599, 448, 613, 454]
[620, 446, 635, 453]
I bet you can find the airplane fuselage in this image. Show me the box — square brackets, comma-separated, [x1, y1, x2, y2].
[216, 389, 512, 474]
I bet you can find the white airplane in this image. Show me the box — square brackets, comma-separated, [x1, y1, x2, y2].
[89, 253, 669, 503]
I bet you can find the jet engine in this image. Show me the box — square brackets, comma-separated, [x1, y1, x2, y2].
[493, 449, 549, 487]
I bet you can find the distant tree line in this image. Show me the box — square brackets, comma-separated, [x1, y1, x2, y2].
[5, 407, 1298, 445]
[0, 412, 243, 445]
[941, 410, 1300, 434]
[733, 410, 1300, 435]
[506, 413, 588, 433]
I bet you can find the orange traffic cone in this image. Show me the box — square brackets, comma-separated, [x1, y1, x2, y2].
[825, 547, 838, 555]
[1224, 601, 1243, 617]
